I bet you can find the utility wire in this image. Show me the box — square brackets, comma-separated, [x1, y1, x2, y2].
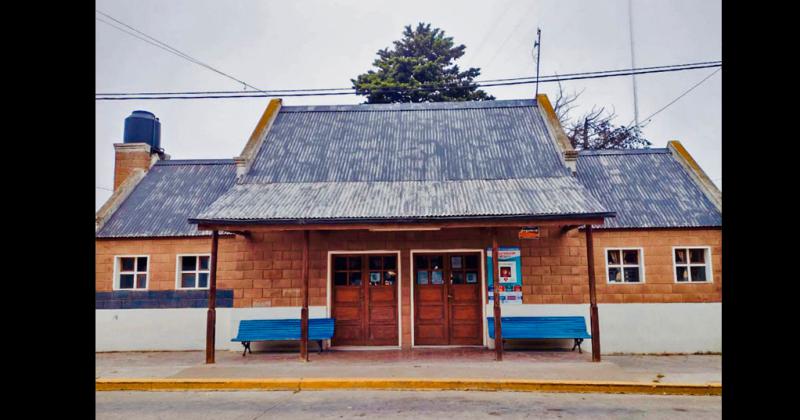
[96, 9, 265, 92]
[97, 61, 720, 96]
[464, 1, 517, 69]
[482, 1, 538, 70]
[631, 67, 721, 127]
[96, 62, 721, 100]
[96, 186, 113, 192]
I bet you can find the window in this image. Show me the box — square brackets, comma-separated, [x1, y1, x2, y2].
[333, 255, 363, 286]
[115, 256, 148, 290]
[333, 254, 397, 287]
[415, 254, 444, 285]
[177, 255, 211, 289]
[605, 248, 644, 283]
[449, 254, 479, 285]
[368, 255, 397, 286]
[673, 247, 712, 283]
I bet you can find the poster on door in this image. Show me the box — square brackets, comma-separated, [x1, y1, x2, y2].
[486, 246, 523, 304]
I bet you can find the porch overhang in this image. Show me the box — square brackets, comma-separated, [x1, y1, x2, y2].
[191, 212, 614, 232]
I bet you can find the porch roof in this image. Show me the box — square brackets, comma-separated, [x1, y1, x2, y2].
[189, 176, 614, 225]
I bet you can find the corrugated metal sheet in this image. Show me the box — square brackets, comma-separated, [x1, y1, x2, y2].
[576, 149, 721, 228]
[97, 160, 236, 237]
[244, 99, 571, 183]
[192, 177, 610, 222]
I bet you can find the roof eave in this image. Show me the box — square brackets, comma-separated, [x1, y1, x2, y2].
[189, 211, 616, 231]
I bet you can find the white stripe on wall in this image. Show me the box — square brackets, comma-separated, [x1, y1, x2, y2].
[96, 303, 720, 354]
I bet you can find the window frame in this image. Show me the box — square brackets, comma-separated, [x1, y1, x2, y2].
[175, 253, 212, 290]
[604, 247, 646, 284]
[113, 255, 150, 291]
[672, 246, 713, 284]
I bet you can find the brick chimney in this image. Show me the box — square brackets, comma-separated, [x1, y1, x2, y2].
[113, 110, 167, 191]
[113, 143, 158, 190]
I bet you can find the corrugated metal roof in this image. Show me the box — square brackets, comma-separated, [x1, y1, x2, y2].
[244, 99, 571, 183]
[97, 159, 236, 238]
[576, 149, 721, 229]
[192, 177, 611, 223]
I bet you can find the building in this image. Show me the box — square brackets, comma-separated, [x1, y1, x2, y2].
[95, 95, 721, 356]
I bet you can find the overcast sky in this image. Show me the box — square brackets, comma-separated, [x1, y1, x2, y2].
[96, 0, 721, 210]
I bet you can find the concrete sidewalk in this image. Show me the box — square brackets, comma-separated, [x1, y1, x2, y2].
[96, 349, 720, 385]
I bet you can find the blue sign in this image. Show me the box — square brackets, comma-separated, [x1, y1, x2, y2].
[486, 246, 523, 304]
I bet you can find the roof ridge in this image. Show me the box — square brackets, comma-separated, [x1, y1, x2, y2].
[155, 159, 236, 166]
[279, 99, 538, 113]
[241, 175, 577, 186]
[578, 148, 669, 156]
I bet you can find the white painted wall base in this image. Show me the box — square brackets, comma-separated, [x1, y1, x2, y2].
[96, 306, 327, 352]
[97, 303, 720, 354]
[484, 303, 721, 354]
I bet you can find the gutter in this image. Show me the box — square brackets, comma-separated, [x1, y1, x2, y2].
[188, 211, 617, 227]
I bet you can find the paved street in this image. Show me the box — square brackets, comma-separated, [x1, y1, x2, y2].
[96, 390, 721, 419]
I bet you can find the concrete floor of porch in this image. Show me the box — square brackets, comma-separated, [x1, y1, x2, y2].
[96, 348, 720, 385]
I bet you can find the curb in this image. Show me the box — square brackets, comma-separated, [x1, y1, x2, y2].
[96, 378, 721, 395]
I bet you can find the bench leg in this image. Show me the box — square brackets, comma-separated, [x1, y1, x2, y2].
[573, 339, 584, 354]
[242, 341, 251, 357]
[318, 340, 323, 354]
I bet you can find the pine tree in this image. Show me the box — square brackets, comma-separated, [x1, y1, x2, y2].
[352, 23, 494, 103]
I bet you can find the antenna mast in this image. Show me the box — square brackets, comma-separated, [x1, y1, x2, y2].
[534, 28, 542, 96]
[628, 0, 640, 128]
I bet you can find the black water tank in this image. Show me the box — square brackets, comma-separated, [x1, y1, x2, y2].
[123, 110, 161, 150]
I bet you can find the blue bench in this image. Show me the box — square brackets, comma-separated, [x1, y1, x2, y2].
[231, 318, 335, 356]
[487, 316, 592, 353]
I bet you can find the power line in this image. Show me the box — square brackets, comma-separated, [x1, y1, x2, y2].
[634, 67, 721, 126]
[482, 1, 538, 71]
[95, 9, 265, 92]
[97, 61, 720, 97]
[96, 62, 721, 100]
[464, 1, 517, 69]
[96, 186, 113, 192]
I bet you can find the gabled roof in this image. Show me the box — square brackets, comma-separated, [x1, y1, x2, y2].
[192, 99, 612, 224]
[96, 159, 236, 238]
[576, 148, 722, 229]
[244, 99, 571, 183]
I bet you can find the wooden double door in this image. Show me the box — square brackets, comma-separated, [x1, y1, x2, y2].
[414, 252, 483, 345]
[331, 254, 398, 346]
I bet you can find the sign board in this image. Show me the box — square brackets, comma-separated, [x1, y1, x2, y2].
[518, 226, 540, 239]
[486, 246, 523, 304]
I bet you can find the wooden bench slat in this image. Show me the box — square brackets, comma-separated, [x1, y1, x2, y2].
[231, 318, 335, 342]
[487, 316, 591, 340]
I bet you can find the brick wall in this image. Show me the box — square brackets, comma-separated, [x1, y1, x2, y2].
[590, 228, 722, 303]
[96, 236, 229, 291]
[97, 226, 720, 348]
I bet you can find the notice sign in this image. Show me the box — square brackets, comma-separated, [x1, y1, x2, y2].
[486, 246, 523, 304]
[518, 226, 540, 239]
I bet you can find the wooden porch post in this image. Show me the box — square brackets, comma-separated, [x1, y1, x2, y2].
[585, 224, 601, 362]
[206, 230, 219, 364]
[300, 230, 309, 362]
[492, 228, 503, 361]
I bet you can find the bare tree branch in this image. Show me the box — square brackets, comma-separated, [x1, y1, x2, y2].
[553, 85, 651, 151]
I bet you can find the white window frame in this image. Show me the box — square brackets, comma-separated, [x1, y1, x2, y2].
[604, 247, 646, 284]
[175, 253, 212, 290]
[672, 246, 713, 283]
[113, 255, 150, 291]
